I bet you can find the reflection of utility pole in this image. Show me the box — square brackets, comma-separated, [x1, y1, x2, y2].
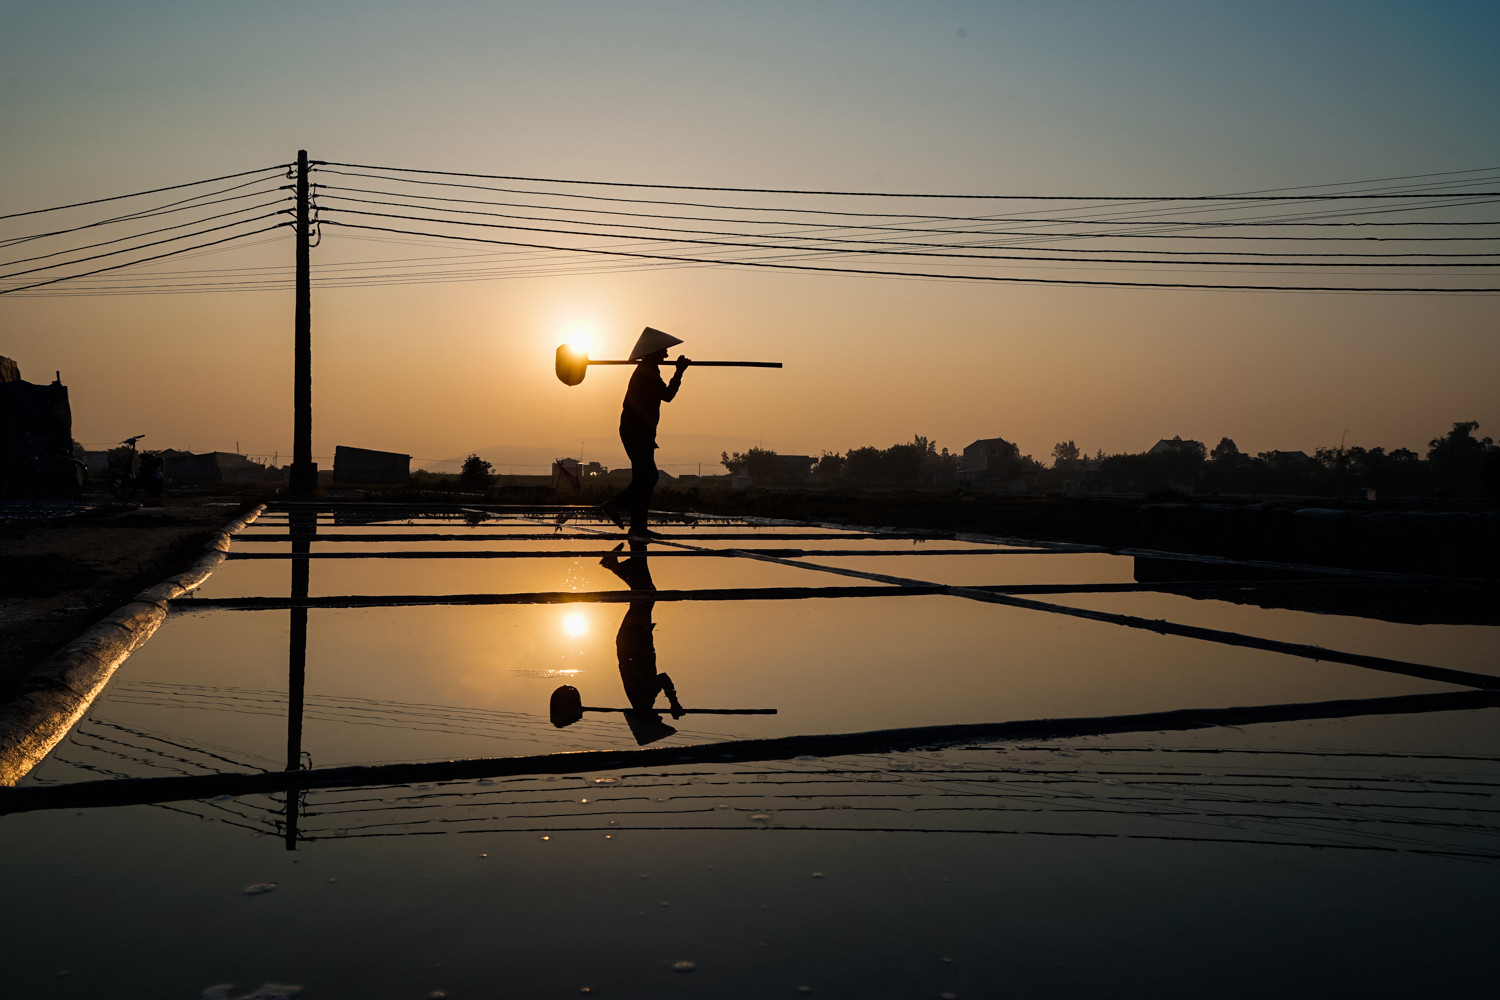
[283, 506, 315, 851]
[289, 149, 316, 498]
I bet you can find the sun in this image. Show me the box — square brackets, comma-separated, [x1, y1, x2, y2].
[562, 326, 597, 357]
[562, 611, 589, 638]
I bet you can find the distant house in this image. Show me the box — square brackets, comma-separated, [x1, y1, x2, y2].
[1048, 460, 1107, 497]
[163, 450, 271, 485]
[553, 459, 607, 491]
[774, 454, 816, 484]
[962, 436, 1021, 475]
[962, 436, 1031, 493]
[332, 445, 410, 486]
[1147, 436, 1207, 459]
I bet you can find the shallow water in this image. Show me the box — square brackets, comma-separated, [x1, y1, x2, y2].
[4, 506, 1497, 997]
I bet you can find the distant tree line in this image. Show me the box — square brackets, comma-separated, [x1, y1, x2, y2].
[1064, 421, 1499, 499]
[718, 421, 1498, 499]
[722, 436, 966, 486]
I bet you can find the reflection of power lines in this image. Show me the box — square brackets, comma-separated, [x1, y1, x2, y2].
[98, 680, 735, 755]
[286, 750, 1500, 861]
[81, 719, 273, 772]
[44, 750, 282, 837]
[12, 688, 1497, 816]
[14, 693, 1499, 861]
[35, 714, 281, 838]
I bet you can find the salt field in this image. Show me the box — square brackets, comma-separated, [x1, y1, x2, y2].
[3, 502, 1497, 998]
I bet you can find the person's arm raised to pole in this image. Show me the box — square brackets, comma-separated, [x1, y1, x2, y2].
[664, 354, 689, 401]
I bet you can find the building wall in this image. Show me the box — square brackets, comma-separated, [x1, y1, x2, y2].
[333, 445, 411, 485]
[0, 359, 76, 495]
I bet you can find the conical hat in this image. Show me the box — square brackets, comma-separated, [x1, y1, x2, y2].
[628, 326, 684, 360]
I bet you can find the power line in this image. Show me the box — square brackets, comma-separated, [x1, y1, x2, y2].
[314, 182, 1500, 243]
[317, 205, 1500, 268]
[1, 198, 291, 270]
[0, 163, 291, 221]
[11, 158, 1498, 296]
[1192, 164, 1500, 194]
[26, 233, 1496, 295]
[1035, 192, 1499, 231]
[320, 160, 1500, 201]
[0, 224, 286, 295]
[879, 182, 1498, 253]
[894, 169, 1500, 238]
[318, 220, 1500, 293]
[314, 167, 1500, 226]
[0, 250, 704, 296]
[0, 211, 289, 282]
[314, 193, 1500, 259]
[0, 178, 289, 250]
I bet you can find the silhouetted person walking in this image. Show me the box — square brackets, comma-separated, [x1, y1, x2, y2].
[600, 327, 689, 536]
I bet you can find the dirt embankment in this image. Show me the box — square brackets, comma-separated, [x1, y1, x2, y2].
[0, 499, 260, 698]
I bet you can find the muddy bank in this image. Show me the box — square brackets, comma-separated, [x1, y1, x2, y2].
[0, 498, 262, 696]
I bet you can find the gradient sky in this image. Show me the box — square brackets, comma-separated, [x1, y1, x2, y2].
[3, 1, 1498, 473]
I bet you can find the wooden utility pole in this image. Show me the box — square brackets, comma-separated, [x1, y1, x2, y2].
[283, 506, 314, 850]
[289, 149, 316, 497]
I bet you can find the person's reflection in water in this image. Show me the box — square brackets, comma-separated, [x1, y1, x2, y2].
[601, 540, 684, 744]
[550, 543, 779, 741]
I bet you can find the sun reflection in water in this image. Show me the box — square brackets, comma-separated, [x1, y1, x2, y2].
[562, 611, 589, 638]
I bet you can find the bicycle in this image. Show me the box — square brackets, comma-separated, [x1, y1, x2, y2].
[108, 435, 164, 499]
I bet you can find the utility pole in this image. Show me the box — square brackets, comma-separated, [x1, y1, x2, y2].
[289, 149, 316, 497]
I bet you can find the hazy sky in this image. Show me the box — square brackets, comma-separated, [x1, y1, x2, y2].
[3, 1, 1498, 473]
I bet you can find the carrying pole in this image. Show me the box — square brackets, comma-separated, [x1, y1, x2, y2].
[289, 149, 316, 497]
